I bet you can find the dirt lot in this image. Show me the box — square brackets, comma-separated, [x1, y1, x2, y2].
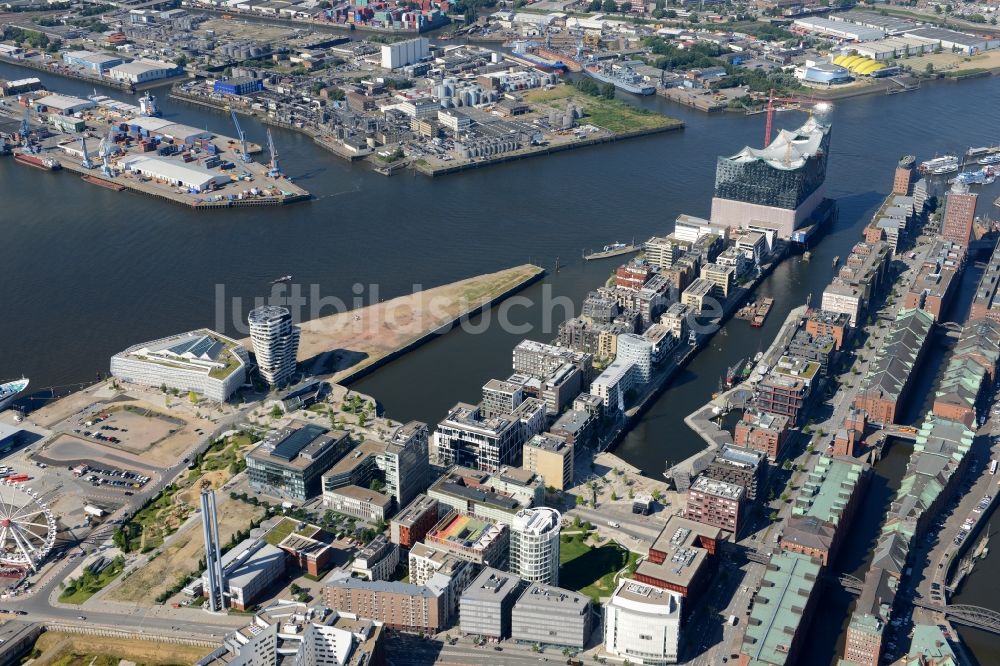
[905, 48, 1000, 74]
[243, 264, 543, 381]
[30, 631, 212, 665]
[108, 496, 265, 604]
[201, 17, 298, 41]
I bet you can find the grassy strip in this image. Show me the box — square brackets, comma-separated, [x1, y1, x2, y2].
[524, 85, 682, 134]
[58, 556, 125, 604]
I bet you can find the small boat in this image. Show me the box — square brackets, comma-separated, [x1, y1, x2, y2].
[802, 251, 811, 262]
[271, 275, 293, 284]
[933, 164, 959, 175]
[0, 378, 29, 411]
[832, 255, 840, 268]
[725, 358, 746, 388]
[979, 155, 1000, 165]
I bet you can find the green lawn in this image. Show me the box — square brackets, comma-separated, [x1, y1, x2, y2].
[59, 557, 126, 604]
[264, 517, 298, 546]
[559, 534, 638, 602]
[524, 85, 683, 134]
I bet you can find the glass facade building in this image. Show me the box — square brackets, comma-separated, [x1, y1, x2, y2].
[713, 118, 831, 211]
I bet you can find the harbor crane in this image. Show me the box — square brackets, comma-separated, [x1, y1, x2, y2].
[266, 128, 280, 178]
[79, 134, 94, 169]
[19, 109, 35, 153]
[230, 108, 252, 163]
[760, 88, 830, 146]
[98, 129, 116, 178]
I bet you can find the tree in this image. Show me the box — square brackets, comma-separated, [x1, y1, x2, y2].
[174, 55, 188, 68]
[664, 8, 676, 17]
[610, 490, 618, 501]
[270, 405, 283, 419]
[588, 0, 601, 9]
[652, 8, 664, 18]
[575, 494, 584, 506]
[600, 82, 616, 100]
[621, 1, 631, 11]
[934, 4, 941, 13]
[602, 0, 616, 12]
[188, 390, 199, 404]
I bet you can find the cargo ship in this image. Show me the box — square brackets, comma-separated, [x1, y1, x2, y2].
[14, 154, 61, 171]
[0, 378, 29, 411]
[584, 62, 655, 96]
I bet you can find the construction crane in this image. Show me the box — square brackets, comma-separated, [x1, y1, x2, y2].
[79, 134, 94, 169]
[761, 88, 829, 147]
[266, 128, 280, 178]
[230, 108, 251, 163]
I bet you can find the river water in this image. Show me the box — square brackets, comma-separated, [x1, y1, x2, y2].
[3, 62, 1000, 660]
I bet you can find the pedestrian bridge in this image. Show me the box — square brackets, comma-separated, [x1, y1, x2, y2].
[828, 575, 1000, 634]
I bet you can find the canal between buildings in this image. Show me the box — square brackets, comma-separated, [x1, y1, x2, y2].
[4, 61, 1000, 661]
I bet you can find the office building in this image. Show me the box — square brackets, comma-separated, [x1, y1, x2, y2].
[110, 329, 249, 401]
[459, 567, 523, 639]
[616, 333, 654, 384]
[681, 278, 716, 312]
[196, 600, 384, 666]
[781, 455, 870, 566]
[685, 476, 744, 534]
[634, 516, 720, 600]
[200, 488, 227, 612]
[322, 574, 448, 633]
[427, 466, 542, 525]
[700, 263, 736, 299]
[522, 433, 573, 490]
[276, 531, 336, 578]
[323, 485, 393, 522]
[843, 610, 884, 666]
[248, 305, 300, 386]
[481, 378, 525, 419]
[603, 579, 681, 665]
[704, 445, 764, 501]
[390, 494, 439, 549]
[805, 309, 851, 351]
[940, 181, 978, 248]
[644, 235, 688, 269]
[246, 423, 351, 501]
[711, 116, 831, 239]
[425, 510, 509, 568]
[892, 155, 915, 195]
[741, 552, 821, 666]
[352, 534, 400, 582]
[509, 507, 560, 586]
[512, 340, 593, 381]
[433, 403, 524, 473]
[381, 37, 430, 69]
[513, 582, 593, 649]
[591, 359, 635, 409]
[734, 411, 791, 461]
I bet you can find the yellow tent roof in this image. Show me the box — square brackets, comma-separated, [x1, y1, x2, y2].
[833, 54, 849, 65]
[842, 55, 867, 71]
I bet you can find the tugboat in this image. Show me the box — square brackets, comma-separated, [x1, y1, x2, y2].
[725, 358, 746, 388]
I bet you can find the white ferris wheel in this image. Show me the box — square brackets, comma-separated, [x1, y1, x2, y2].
[0, 481, 57, 570]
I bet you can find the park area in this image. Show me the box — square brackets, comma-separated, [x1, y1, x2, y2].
[559, 524, 638, 602]
[524, 84, 683, 134]
[28, 631, 211, 666]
